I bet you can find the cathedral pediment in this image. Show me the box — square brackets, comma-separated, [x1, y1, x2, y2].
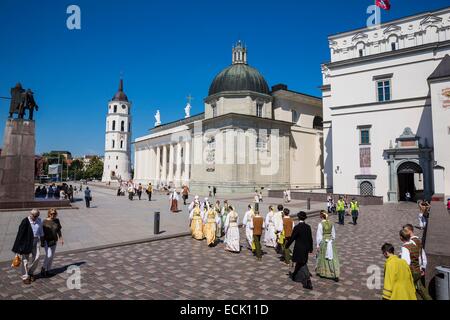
[420, 14, 442, 26]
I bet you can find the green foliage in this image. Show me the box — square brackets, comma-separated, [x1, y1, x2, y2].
[84, 156, 104, 180]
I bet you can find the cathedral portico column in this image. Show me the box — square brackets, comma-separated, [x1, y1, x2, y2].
[155, 146, 161, 185]
[161, 145, 167, 184]
[183, 140, 190, 185]
[167, 144, 174, 185]
[149, 147, 156, 184]
[175, 142, 182, 187]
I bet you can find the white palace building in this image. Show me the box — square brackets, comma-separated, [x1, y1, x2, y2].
[321, 6, 450, 202]
[133, 41, 324, 193]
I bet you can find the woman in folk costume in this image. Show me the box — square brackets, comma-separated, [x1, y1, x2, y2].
[188, 195, 200, 212]
[214, 200, 223, 239]
[169, 189, 179, 213]
[242, 205, 255, 250]
[189, 199, 204, 240]
[315, 211, 340, 281]
[202, 201, 217, 246]
[223, 206, 240, 253]
[220, 200, 231, 237]
[264, 206, 277, 248]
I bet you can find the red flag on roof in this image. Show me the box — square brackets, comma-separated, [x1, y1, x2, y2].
[376, 0, 391, 10]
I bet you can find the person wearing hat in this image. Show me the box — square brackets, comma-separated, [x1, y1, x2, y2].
[285, 211, 313, 289]
[349, 198, 359, 225]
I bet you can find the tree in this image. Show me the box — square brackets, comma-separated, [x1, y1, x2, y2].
[84, 156, 103, 180]
[69, 159, 84, 180]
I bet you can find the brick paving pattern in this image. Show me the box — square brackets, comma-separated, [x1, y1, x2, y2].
[0, 202, 422, 300]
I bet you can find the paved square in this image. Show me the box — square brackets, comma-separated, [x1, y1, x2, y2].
[0, 201, 422, 300]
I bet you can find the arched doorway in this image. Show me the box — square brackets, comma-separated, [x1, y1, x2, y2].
[397, 161, 423, 201]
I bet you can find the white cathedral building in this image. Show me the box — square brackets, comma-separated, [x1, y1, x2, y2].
[101, 79, 132, 183]
[321, 6, 450, 202]
[133, 41, 324, 193]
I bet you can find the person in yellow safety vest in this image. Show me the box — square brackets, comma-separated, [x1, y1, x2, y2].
[336, 196, 345, 225]
[350, 198, 359, 225]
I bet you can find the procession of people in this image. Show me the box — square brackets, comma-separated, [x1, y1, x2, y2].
[186, 196, 345, 290]
[14, 183, 435, 299]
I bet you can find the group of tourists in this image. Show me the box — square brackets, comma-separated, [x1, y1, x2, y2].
[188, 197, 341, 290]
[11, 208, 64, 284]
[35, 183, 76, 202]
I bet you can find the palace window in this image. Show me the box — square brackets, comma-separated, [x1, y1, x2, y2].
[211, 104, 217, 117]
[120, 141, 123, 149]
[391, 42, 397, 51]
[359, 49, 363, 57]
[121, 121, 125, 132]
[112, 120, 116, 131]
[377, 80, 391, 102]
[112, 140, 115, 148]
[360, 129, 370, 145]
[256, 103, 264, 117]
[114, 105, 117, 113]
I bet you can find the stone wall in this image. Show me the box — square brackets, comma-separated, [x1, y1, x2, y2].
[268, 190, 383, 205]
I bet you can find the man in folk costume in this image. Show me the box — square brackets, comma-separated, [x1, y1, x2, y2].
[242, 205, 256, 250]
[273, 204, 284, 253]
[202, 202, 217, 247]
[12, 209, 44, 284]
[285, 211, 314, 289]
[315, 211, 340, 282]
[169, 189, 179, 213]
[382, 243, 416, 300]
[280, 208, 295, 264]
[249, 209, 265, 261]
[221, 200, 231, 237]
[214, 200, 223, 239]
[349, 197, 360, 225]
[399, 229, 432, 300]
[264, 206, 277, 248]
[223, 205, 240, 253]
[403, 224, 430, 297]
[189, 199, 204, 240]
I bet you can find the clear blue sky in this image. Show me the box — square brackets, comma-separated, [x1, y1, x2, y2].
[0, 0, 448, 157]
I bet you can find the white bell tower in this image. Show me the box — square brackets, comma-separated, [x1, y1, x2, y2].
[101, 78, 132, 183]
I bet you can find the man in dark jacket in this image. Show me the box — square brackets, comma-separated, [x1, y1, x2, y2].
[285, 211, 314, 289]
[12, 209, 43, 284]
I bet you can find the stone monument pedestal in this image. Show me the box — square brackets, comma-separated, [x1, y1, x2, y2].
[0, 119, 71, 210]
[0, 119, 36, 205]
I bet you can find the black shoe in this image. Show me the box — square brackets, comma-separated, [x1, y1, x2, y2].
[303, 280, 313, 290]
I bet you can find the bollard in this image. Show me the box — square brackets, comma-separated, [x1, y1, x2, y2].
[307, 198, 311, 211]
[154, 212, 160, 235]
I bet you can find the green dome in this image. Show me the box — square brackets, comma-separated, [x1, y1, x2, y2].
[208, 64, 270, 96]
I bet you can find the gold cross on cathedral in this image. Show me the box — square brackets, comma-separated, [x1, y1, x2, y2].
[187, 94, 194, 104]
